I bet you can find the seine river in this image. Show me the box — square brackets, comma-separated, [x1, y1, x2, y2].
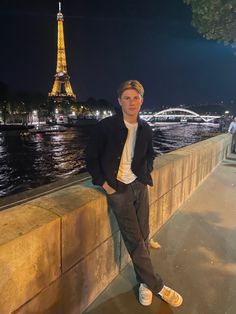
[0, 123, 220, 199]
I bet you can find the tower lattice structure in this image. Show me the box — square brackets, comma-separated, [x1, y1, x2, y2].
[48, 2, 76, 102]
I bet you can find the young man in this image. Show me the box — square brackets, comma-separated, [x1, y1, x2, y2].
[86, 80, 183, 307]
[228, 116, 236, 153]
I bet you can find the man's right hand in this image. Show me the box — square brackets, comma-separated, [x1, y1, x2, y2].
[102, 181, 116, 195]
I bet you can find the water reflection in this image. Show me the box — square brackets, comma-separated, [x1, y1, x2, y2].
[0, 128, 91, 197]
[153, 123, 219, 154]
[0, 124, 220, 198]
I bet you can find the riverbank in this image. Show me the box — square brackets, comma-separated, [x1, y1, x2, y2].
[0, 124, 34, 131]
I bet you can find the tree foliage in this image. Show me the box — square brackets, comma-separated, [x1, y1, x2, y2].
[183, 0, 236, 43]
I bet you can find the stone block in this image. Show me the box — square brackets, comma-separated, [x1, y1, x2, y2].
[199, 146, 206, 166]
[171, 155, 184, 186]
[190, 171, 198, 193]
[31, 181, 102, 214]
[15, 233, 120, 314]
[160, 192, 172, 225]
[170, 150, 192, 179]
[182, 176, 191, 202]
[191, 147, 200, 173]
[62, 198, 118, 272]
[148, 169, 159, 205]
[39, 184, 119, 273]
[171, 182, 183, 213]
[154, 158, 172, 198]
[149, 200, 163, 238]
[0, 205, 61, 314]
[199, 162, 205, 183]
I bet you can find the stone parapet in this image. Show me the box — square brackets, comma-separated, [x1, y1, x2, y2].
[0, 134, 231, 314]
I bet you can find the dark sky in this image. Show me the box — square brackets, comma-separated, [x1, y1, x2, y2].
[1, 0, 236, 107]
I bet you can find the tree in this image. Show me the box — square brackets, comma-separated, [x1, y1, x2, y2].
[183, 0, 236, 43]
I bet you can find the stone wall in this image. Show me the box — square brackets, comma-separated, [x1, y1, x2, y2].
[0, 134, 231, 314]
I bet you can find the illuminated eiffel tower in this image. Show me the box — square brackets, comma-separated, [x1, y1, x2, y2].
[48, 2, 76, 103]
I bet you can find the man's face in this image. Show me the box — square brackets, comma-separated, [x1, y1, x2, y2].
[118, 89, 143, 118]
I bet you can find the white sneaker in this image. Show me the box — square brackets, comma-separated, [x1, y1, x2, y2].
[139, 283, 153, 306]
[158, 285, 183, 307]
[149, 239, 161, 249]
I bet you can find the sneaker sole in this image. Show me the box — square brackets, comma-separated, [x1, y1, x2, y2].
[139, 298, 153, 306]
[160, 295, 183, 307]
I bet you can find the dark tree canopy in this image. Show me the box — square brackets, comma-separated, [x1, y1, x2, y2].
[184, 0, 236, 43]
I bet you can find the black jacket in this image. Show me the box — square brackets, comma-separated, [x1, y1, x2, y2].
[85, 113, 155, 191]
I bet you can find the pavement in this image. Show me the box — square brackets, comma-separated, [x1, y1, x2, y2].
[83, 153, 236, 314]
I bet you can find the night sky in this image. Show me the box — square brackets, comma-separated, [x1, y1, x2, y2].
[1, 0, 236, 108]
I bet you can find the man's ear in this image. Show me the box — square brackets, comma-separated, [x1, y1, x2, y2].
[118, 98, 122, 106]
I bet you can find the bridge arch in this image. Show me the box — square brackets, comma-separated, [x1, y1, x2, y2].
[155, 108, 208, 122]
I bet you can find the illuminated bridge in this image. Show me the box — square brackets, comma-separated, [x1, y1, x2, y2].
[146, 108, 221, 123]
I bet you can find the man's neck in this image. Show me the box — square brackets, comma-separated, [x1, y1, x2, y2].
[123, 113, 138, 124]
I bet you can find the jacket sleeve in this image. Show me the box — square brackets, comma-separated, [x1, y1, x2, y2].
[85, 122, 106, 186]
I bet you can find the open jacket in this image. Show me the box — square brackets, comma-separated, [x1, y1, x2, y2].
[85, 113, 155, 191]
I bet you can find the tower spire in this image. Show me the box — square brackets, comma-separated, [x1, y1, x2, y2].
[48, 3, 76, 103]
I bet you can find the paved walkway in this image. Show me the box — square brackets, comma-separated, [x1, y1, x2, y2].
[83, 154, 236, 314]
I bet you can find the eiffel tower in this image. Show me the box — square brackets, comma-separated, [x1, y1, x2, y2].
[48, 2, 76, 103]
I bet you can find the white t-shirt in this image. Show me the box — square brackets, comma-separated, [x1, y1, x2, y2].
[228, 121, 236, 134]
[117, 120, 138, 184]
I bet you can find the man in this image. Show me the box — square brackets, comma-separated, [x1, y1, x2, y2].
[86, 80, 183, 307]
[228, 116, 236, 153]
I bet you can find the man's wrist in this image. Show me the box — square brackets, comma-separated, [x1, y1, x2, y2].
[102, 181, 109, 192]
[102, 182, 116, 194]
[102, 181, 107, 188]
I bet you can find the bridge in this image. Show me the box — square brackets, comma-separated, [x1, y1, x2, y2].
[149, 108, 221, 123]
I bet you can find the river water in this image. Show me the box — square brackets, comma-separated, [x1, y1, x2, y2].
[0, 123, 220, 198]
